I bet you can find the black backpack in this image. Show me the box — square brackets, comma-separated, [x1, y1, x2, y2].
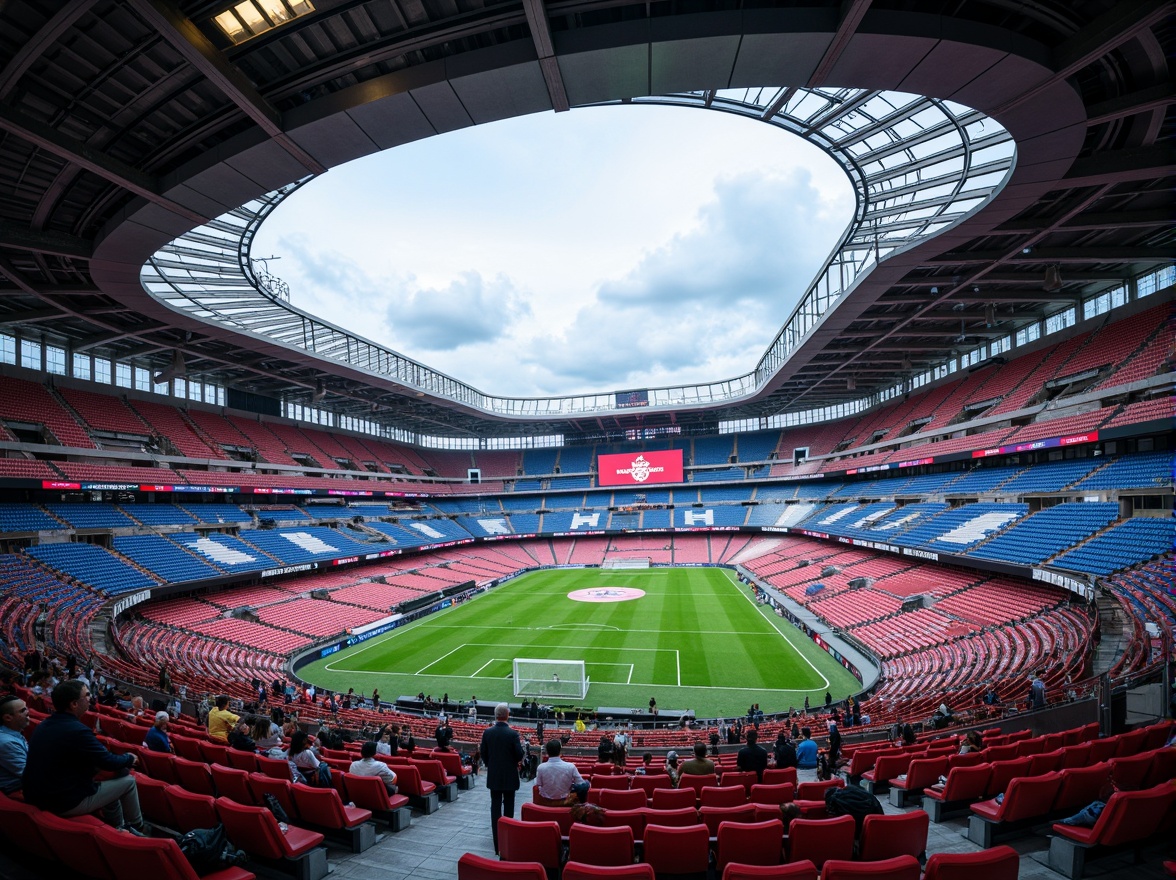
[824, 786, 884, 836]
[178, 824, 248, 873]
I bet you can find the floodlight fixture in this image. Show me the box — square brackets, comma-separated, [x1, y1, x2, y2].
[214, 0, 314, 44]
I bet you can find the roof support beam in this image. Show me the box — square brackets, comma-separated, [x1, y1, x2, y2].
[990, 0, 1171, 116]
[73, 329, 137, 352]
[1061, 145, 1176, 188]
[0, 222, 93, 260]
[0, 307, 62, 325]
[760, 86, 798, 121]
[126, 0, 327, 174]
[0, 103, 206, 225]
[1086, 83, 1176, 125]
[521, 0, 569, 112]
[806, 0, 873, 88]
[924, 246, 1175, 266]
[0, 1, 97, 99]
[995, 208, 1173, 233]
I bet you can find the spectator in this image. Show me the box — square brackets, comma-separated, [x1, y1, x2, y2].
[664, 751, 681, 787]
[679, 741, 716, 776]
[252, 715, 283, 754]
[737, 728, 769, 781]
[960, 730, 984, 754]
[827, 720, 842, 767]
[23, 680, 146, 834]
[398, 725, 416, 755]
[288, 730, 330, 786]
[597, 735, 613, 764]
[435, 715, 454, 749]
[207, 695, 238, 742]
[634, 752, 655, 775]
[773, 731, 798, 769]
[143, 711, 173, 754]
[534, 739, 589, 804]
[480, 703, 523, 855]
[796, 727, 818, 769]
[0, 694, 30, 794]
[228, 718, 257, 752]
[349, 741, 397, 794]
[1029, 672, 1047, 709]
[894, 717, 916, 746]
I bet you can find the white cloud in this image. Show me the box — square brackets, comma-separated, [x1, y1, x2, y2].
[253, 104, 853, 397]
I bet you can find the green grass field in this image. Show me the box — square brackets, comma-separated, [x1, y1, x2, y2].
[299, 567, 860, 717]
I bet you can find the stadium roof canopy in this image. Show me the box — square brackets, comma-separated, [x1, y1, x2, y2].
[0, 0, 1171, 442]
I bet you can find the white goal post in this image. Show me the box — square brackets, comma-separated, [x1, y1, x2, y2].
[513, 658, 589, 700]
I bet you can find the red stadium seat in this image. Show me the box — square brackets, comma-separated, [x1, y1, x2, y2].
[651, 788, 697, 810]
[701, 804, 757, 837]
[92, 823, 254, 880]
[457, 853, 547, 880]
[498, 817, 562, 874]
[763, 769, 799, 787]
[922, 845, 1020, 880]
[165, 783, 220, 832]
[858, 810, 929, 861]
[818, 855, 921, 880]
[568, 824, 635, 867]
[138, 749, 178, 784]
[520, 802, 576, 836]
[632, 774, 675, 802]
[787, 815, 855, 869]
[172, 756, 216, 797]
[288, 784, 376, 853]
[721, 771, 758, 797]
[701, 785, 749, 807]
[600, 807, 646, 842]
[1048, 783, 1176, 878]
[968, 771, 1062, 847]
[31, 811, 117, 880]
[0, 794, 55, 859]
[340, 772, 411, 831]
[214, 796, 328, 880]
[643, 806, 702, 827]
[750, 783, 795, 805]
[643, 823, 710, 877]
[134, 771, 179, 829]
[1052, 763, 1111, 815]
[211, 764, 256, 805]
[716, 818, 784, 872]
[599, 788, 647, 810]
[722, 864, 817, 880]
[562, 862, 655, 880]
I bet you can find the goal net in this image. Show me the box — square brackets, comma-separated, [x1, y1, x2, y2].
[602, 557, 650, 569]
[513, 658, 589, 700]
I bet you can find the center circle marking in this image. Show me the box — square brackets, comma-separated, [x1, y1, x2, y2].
[567, 587, 646, 603]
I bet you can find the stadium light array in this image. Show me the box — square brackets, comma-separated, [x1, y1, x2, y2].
[214, 0, 313, 44]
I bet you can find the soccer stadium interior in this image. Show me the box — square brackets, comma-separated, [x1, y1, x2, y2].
[0, 0, 1172, 878]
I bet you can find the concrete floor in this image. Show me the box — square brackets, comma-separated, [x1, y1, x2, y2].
[0, 765, 1168, 879]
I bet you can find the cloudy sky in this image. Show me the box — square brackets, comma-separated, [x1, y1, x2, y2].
[253, 103, 853, 398]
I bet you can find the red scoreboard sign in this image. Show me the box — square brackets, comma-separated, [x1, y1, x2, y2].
[597, 449, 684, 486]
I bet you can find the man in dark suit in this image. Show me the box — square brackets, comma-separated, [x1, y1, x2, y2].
[480, 702, 523, 853]
[736, 727, 769, 781]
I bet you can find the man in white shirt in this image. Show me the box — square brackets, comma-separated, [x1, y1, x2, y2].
[535, 739, 588, 803]
[349, 740, 397, 794]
